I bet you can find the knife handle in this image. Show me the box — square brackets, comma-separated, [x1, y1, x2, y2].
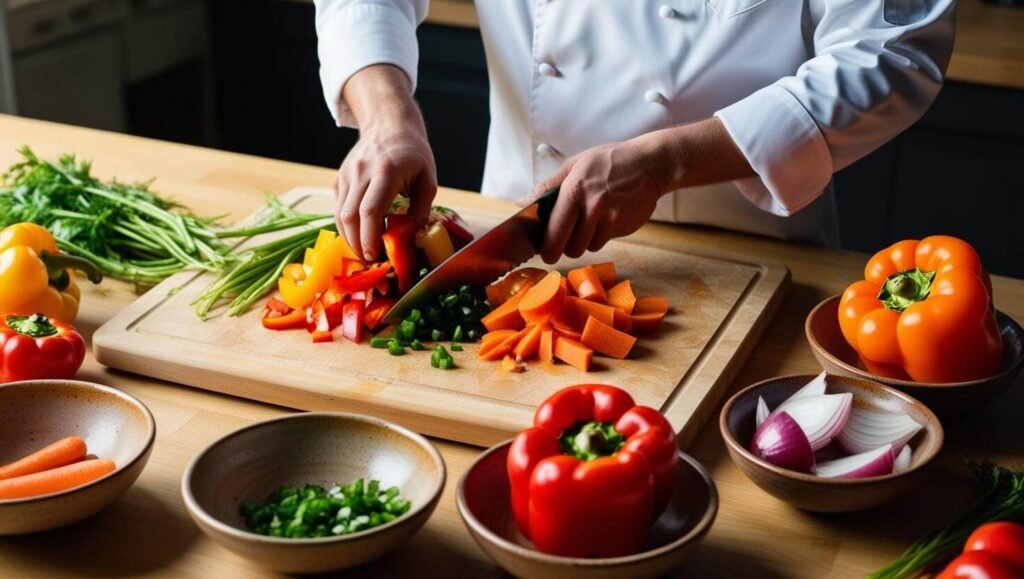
[535, 187, 559, 224]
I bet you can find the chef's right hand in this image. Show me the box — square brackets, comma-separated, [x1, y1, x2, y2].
[333, 65, 437, 262]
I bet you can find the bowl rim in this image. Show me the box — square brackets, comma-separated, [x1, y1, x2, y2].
[0, 379, 157, 505]
[455, 440, 719, 568]
[180, 411, 446, 546]
[719, 373, 944, 485]
[806, 295, 1024, 389]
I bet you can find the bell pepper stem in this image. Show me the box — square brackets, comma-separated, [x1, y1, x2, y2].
[878, 268, 935, 313]
[560, 421, 626, 461]
[40, 250, 103, 288]
[5, 314, 59, 338]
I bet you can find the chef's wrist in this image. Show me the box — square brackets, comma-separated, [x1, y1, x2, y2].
[344, 64, 426, 139]
[640, 118, 755, 194]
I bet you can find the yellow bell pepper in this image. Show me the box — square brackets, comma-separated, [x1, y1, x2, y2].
[0, 223, 103, 322]
[277, 230, 359, 309]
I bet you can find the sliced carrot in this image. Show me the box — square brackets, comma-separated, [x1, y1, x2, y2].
[567, 266, 607, 303]
[501, 355, 525, 373]
[519, 272, 567, 324]
[630, 311, 666, 332]
[581, 316, 638, 359]
[513, 324, 543, 361]
[635, 296, 669, 315]
[0, 437, 87, 481]
[478, 329, 517, 358]
[606, 280, 637, 314]
[551, 323, 582, 341]
[590, 263, 617, 288]
[554, 336, 593, 371]
[0, 458, 115, 500]
[555, 296, 616, 331]
[613, 307, 633, 334]
[539, 329, 556, 363]
[480, 326, 532, 361]
[481, 281, 534, 332]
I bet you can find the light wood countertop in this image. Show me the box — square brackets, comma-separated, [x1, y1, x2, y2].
[427, 0, 1024, 91]
[0, 114, 1022, 578]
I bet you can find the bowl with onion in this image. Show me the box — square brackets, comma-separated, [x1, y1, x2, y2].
[719, 373, 943, 513]
[806, 296, 1024, 417]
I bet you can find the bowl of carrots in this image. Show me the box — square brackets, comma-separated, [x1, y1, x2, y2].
[0, 380, 156, 534]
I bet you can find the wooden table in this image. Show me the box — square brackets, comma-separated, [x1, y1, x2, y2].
[1, 114, 1022, 578]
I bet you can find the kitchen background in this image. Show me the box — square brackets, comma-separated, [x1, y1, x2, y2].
[0, 0, 1021, 277]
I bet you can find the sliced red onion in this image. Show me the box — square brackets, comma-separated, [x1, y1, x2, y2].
[894, 445, 913, 474]
[751, 411, 815, 473]
[815, 445, 895, 479]
[755, 396, 770, 429]
[836, 406, 923, 455]
[789, 371, 828, 401]
[774, 393, 853, 451]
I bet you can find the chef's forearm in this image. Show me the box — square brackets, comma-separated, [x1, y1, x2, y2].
[342, 64, 426, 137]
[639, 118, 756, 195]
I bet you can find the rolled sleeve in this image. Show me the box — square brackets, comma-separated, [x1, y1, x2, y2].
[315, 2, 423, 127]
[715, 85, 833, 217]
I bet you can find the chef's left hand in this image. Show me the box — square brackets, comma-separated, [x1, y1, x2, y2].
[527, 136, 669, 264]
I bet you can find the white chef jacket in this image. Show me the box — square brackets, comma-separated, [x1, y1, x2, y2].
[313, 0, 956, 245]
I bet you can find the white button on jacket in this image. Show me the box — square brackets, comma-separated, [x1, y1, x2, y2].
[314, 0, 955, 244]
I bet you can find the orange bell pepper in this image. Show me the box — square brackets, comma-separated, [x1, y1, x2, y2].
[838, 236, 1002, 383]
[277, 231, 357, 310]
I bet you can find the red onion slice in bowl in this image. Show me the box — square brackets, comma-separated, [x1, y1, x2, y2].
[755, 396, 770, 429]
[836, 406, 923, 455]
[774, 393, 853, 451]
[894, 445, 913, 474]
[815, 445, 896, 479]
[751, 411, 815, 474]
[789, 371, 828, 401]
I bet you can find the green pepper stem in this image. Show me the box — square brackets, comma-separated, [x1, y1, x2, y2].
[560, 421, 626, 461]
[878, 268, 935, 313]
[40, 250, 103, 288]
[5, 314, 59, 337]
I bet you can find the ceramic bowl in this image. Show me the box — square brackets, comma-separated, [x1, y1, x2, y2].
[806, 296, 1024, 416]
[0, 380, 156, 534]
[720, 374, 943, 513]
[182, 412, 445, 574]
[456, 442, 718, 579]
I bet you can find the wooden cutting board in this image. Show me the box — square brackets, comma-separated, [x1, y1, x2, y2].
[94, 188, 789, 447]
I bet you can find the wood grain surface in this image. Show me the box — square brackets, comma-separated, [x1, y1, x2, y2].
[92, 188, 788, 448]
[1, 115, 1023, 578]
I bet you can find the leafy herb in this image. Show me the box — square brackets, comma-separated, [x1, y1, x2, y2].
[239, 479, 411, 539]
[869, 460, 1024, 579]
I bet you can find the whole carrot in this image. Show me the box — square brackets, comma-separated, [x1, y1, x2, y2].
[0, 437, 87, 481]
[0, 458, 115, 500]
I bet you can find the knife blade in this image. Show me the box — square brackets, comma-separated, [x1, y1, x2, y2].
[381, 188, 559, 324]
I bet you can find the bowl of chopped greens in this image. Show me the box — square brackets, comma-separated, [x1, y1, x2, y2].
[181, 412, 445, 573]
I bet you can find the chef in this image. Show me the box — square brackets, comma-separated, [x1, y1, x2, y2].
[314, 0, 955, 263]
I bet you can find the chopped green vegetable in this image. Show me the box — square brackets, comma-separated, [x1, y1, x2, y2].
[387, 341, 406, 356]
[430, 345, 454, 369]
[239, 479, 412, 538]
[410, 339, 426, 351]
[450, 343, 464, 352]
[869, 460, 1024, 579]
[370, 337, 392, 349]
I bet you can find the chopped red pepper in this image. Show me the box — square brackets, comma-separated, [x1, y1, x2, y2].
[306, 301, 330, 334]
[507, 384, 678, 558]
[342, 300, 365, 343]
[264, 297, 293, 315]
[262, 308, 307, 330]
[382, 214, 418, 293]
[340, 258, 366, 277]
[311, 330, 334, 343]
[319, 289, 346, 328]
[363, 297, 397, 330]
[333, 262, 392, 294]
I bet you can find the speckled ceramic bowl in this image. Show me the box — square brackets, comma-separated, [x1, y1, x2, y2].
[0, 380, 155, 534]
[806, 296, 1024, 416]
[456, 441, 718, 579]
[182, 412, 446, 574]
[720, 374, 943, 513]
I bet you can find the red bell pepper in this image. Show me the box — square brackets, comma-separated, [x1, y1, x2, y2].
[940, 522, 1024, 579]
[507, 384, 678, 558]
[332, 263, 391, 294]
[262, 308, 306, 330]
[382, 214, 418, 294]
[306, 301, 330, 335]
[264, 297, 292, 315]
[342, 300, 365, 343]
[0, 313, 85, 382]
[363, 297, 397, 330]
[319, 289, 346, 328]
[429, 205, 474, 249]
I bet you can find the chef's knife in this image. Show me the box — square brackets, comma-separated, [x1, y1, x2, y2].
[381, 188, 559, 324]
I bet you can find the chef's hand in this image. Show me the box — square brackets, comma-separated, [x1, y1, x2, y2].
[333, 65, 437, 262]
[526, 118, 755, 263]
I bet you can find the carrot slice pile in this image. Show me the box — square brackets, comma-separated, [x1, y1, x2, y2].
[480, 265, 669, 372]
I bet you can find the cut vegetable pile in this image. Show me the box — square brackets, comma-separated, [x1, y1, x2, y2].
[479, 264, 668, 372]
[750, 372, 923, 479]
